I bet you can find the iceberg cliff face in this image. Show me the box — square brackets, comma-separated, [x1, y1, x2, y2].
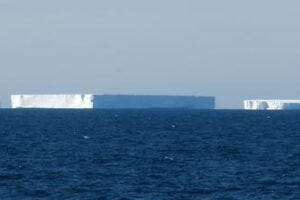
[244, 100, 300, 110]
[11, 94, 215, 109]
[11, 95, 94, 109]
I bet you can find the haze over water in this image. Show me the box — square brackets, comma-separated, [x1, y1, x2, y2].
[1, 0, 300, 108]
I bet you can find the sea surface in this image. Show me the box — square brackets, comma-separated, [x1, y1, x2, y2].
[0, 109, 299, 200]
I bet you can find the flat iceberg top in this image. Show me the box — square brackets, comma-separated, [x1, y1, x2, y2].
[244, 100, 300, 110]
[11, 94, 215, 109]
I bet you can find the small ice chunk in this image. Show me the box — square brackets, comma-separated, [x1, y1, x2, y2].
[165, 156, 174, 161]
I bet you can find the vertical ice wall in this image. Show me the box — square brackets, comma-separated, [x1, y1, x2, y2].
[93, 95, 215, 109]
[11, 95, 94, 108]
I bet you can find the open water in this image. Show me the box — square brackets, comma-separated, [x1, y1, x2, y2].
[0, 109, 299, 199]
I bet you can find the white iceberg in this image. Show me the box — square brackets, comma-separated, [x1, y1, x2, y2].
[11, 94, 94, 109]
[244, 100, 300, 110]
[11, 94, 215, 109]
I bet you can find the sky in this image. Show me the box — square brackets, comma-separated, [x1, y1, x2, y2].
[0, 0, 300, 108]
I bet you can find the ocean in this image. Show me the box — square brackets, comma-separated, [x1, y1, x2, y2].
[0, 109, 299, 199]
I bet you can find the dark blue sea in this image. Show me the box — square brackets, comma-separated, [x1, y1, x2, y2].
[0, 109, 299, 200]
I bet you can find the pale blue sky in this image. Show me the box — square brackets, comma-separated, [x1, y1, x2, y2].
[0, 0, 299, 108]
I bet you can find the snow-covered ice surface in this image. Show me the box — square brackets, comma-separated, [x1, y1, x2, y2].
[244, 100, 300, 110]
[11, 95, 215, 109]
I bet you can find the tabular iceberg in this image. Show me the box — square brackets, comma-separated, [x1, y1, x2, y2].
[11, 94, 215, 109]
[244, 100, 300, 110]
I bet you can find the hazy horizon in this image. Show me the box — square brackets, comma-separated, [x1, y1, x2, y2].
[1, 0, 300, 108]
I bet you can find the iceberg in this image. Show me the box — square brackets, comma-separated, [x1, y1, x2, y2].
[244, 100, 300, 110]
[11, 94, 215, 109]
